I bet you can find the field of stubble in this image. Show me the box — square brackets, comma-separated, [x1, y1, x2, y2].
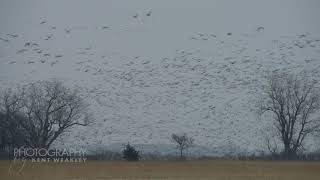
[0, 160, 320, 180]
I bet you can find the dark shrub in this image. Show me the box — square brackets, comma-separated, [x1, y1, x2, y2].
[122, 143, 140, 161]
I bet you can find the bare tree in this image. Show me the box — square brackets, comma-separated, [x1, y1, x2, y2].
[260, 73, 320, 159]
[0, 80, 92, 149]
[0, 88, 26, 149]
[171, 133, 194, 159]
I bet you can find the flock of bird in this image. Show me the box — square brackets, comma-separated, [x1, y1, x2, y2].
[69, 30, 320, 152]
[0, 10, 154, 67]
[1, 11, 320, 153]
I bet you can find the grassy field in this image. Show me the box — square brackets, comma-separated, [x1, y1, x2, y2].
[0, 160, 320, 180]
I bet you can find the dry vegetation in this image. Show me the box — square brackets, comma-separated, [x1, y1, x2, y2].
[0, 160, 320, 180]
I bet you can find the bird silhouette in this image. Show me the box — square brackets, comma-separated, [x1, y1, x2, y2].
[256, 26, 264, 32]
[146, 10, 152, 17]
[133, 13, 138, 19]
[16, 49, 28, 54]
[65, 29, 71, 34]
[0, 37, 9, 42]
[24, 42, 31, 47]
[31, 43, 39, 47]
[40, 20, 46, 24]
[44, 35, 52, 40]
[6, 34, 18, 38]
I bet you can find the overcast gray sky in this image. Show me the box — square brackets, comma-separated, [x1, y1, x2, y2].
[1, 0, 320, 58]
[1, 0, 320, 34]
[1, 0, 320, 73]
[1, 0, 320, 151]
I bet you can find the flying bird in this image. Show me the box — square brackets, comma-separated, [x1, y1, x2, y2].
[227, 32, 232, 36]
[50, 60, 58, 66]
[16, 49, 28, 54]
[256, 26, 264, 32]
[6, 34, 18, 38]
[44, 34, 53, 40]
[0, 37, 9, 42]
[298, 34, 306, 38]
[102, 26, 109, 29]
[24, 42, 31, 47]
[133, 13, 139, 19]
[31, 43, 39, 47]
[65, 29, 71, 34]
[40, 20, 46, 24]
[146, 10, 152, 16]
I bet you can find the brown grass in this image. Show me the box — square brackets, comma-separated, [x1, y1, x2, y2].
[0, 160, 319, 180]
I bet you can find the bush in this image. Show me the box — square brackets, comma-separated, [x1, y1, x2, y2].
[122, 143, 140, 161]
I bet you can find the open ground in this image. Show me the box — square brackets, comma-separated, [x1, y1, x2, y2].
[0, 160, 320, 180]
